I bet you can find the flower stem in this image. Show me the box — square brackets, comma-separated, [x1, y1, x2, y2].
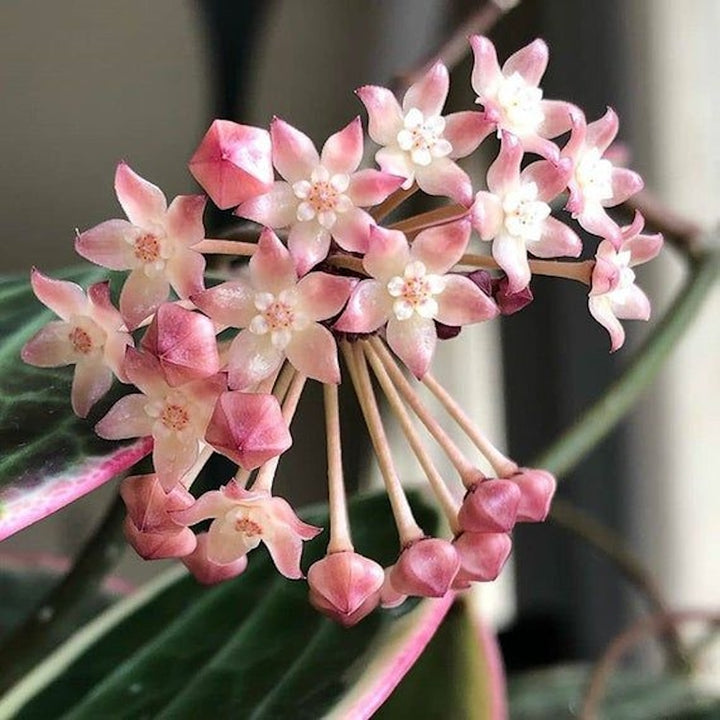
[390, 204, 468, 236]
[370, 184, 419, 223]
[457, 253, 595, 285]
[194, 238, 258, 256]
[368, 337, 478, 483]
[341, 341, 424, 545]
[323, 383, 354, 553]
[421, 371, 517, 477]
[363, 343, 461, 533]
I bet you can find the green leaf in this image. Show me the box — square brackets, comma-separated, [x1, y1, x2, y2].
[509, 664, 720, 720]
[0, 268, 150, 541]
[0, 491, 459, 719]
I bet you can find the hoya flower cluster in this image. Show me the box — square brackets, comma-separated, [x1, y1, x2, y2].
[22, 37, 661, 626]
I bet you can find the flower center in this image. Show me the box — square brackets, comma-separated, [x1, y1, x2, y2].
[249, 290, 308, 349]
[293, 166, 352, 229]
[387, 261, 446, 321]
[396, 108, 452, 167]
[234, 516, 263, 537]
[496, 72, 544, 135]
[134, 234, 161, 263]
[608, 250, 636, 302]
[160, 403, 190, 432]
[502, 183, 551, 243]
[68, 326, 94, 355]
[575, 148, 613, 203]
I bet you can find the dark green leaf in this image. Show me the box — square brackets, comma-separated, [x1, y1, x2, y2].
[1, 491, 454, 719]
[0, 268, 150, 541]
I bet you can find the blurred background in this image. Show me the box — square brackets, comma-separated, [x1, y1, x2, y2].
[1, 0, 718, 680]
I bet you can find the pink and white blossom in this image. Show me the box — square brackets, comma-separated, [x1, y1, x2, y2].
[470, 36, 576, 160]
[563, 107, 644, 246]
[193, 228, 354, 389]
[471, 132, 581, 293]
[172, 481, 322, 579]
[22, 270, 133, 418]
[188, 119, 274, 210]
[95, 347, 225, 489]
[335, 220, 498, 378]
[75, 162, 207, 329]
[452, 531, 512, 589]
[236, 118, 403, 274]
[357, 61, 493, 206]
[588, 212, 662, 351]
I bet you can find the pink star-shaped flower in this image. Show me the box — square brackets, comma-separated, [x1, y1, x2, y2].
[334, 220, 498, 378]
[95, 347, 225, 489]
[357, 61, 493, 206]
[172, 481, 322, 579]
[21, 269, 133, 417]
[588, 212, 662, 351]
[193, 228, 354, 390]
[563, 107, 644, 247]
[470, 131, 581, 293]
[236, 117, 403, 275]
[75, 162, 207, 329]
[470, 36, 576, 160]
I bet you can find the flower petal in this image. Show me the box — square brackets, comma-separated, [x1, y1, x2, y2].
[165, 195, 206, 246]
[30, 269, 89, 321]
[443, 111, 493, 159]
[375, 147, 415, 187]
[521, 158, 573, 202]
[249, 227, 297, 292]
[363, 226, 410, 282]
[528, 217, 582, 258]
[271, 118, 319, 183]
[115, 161, 167, 227]
[608, 167, 644, 206]
[263, 523, 306, 579]
[227, 330, 283, 390]
[154, 432, 199, 488]
[321, 117, 363, 175]
[166, 248, 206, 299]
[411, 219, 471, 275]
[586, 107, 619, 154]
[296, 272, 354, 320]
[386, 314, 436, 379]
[75, 219, 140, 271]
[119, 268, 170, 330]
[95, 393, 154, 439]
[123, 346, 168, 396]
[502, 38, 548, 86]
[492, 232, 531, 293]
[470, 35, 502, 97]
[21, 321, 75, 367]
[402, 61, 448, 117]
[435, 275, 498, 326]
[192, 280, 256, 328]
[334, 279, 391, 333]
[538, 100, 576, 140]
[72, 359, 113, 418]
[612, 283, 651, 321]
[331, 207, 374, 253]
[356, 85, 403, 145]
[288, 222, 331, 276]
[589, 295, 625, 352]
[487, 132, 523, 196]
[470, 192, 504, 241]
[235, 181, 298, 228]
[415, 158, 473, 207]
[347, 169, 404, 207]
[286, 323, 340, 383]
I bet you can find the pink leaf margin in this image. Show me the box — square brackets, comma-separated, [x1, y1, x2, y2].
[0, 437, 153, 542]
[326, 592, 455, 719]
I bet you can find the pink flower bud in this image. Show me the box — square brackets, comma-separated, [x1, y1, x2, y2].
[123, 516, 197, 560]
[182, 532, 248, 585]
[511, 468, 557, 522]
[380, 566, 407, 609]
[492, 276, 534, 315]
[141, 303, 220, 387]
[457, 478, 521, 533]
[452, 531, 512, 588]
[307, 551, 384, 626]
[390, 538, 460, 598]
[205, 391, 291, 470]
[188, 120, 273, 210]
[120, 474, 195, 533]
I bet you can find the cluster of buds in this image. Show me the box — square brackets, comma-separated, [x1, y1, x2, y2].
[22, 37, 661, 626]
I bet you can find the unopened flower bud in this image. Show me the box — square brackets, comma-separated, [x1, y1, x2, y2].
[123, 517, 197, 560]
[492, 275, 534, 315]
[380, 566, 407, 608]
[511, 467, 557, 522]
[182, 532, 249, 585]
[457, 477, 521, 533]
[308, 551, 384, 626]
[120, 474, 195, 533]
[390, 537, 460, 598]
[452, 531, 512, 588]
